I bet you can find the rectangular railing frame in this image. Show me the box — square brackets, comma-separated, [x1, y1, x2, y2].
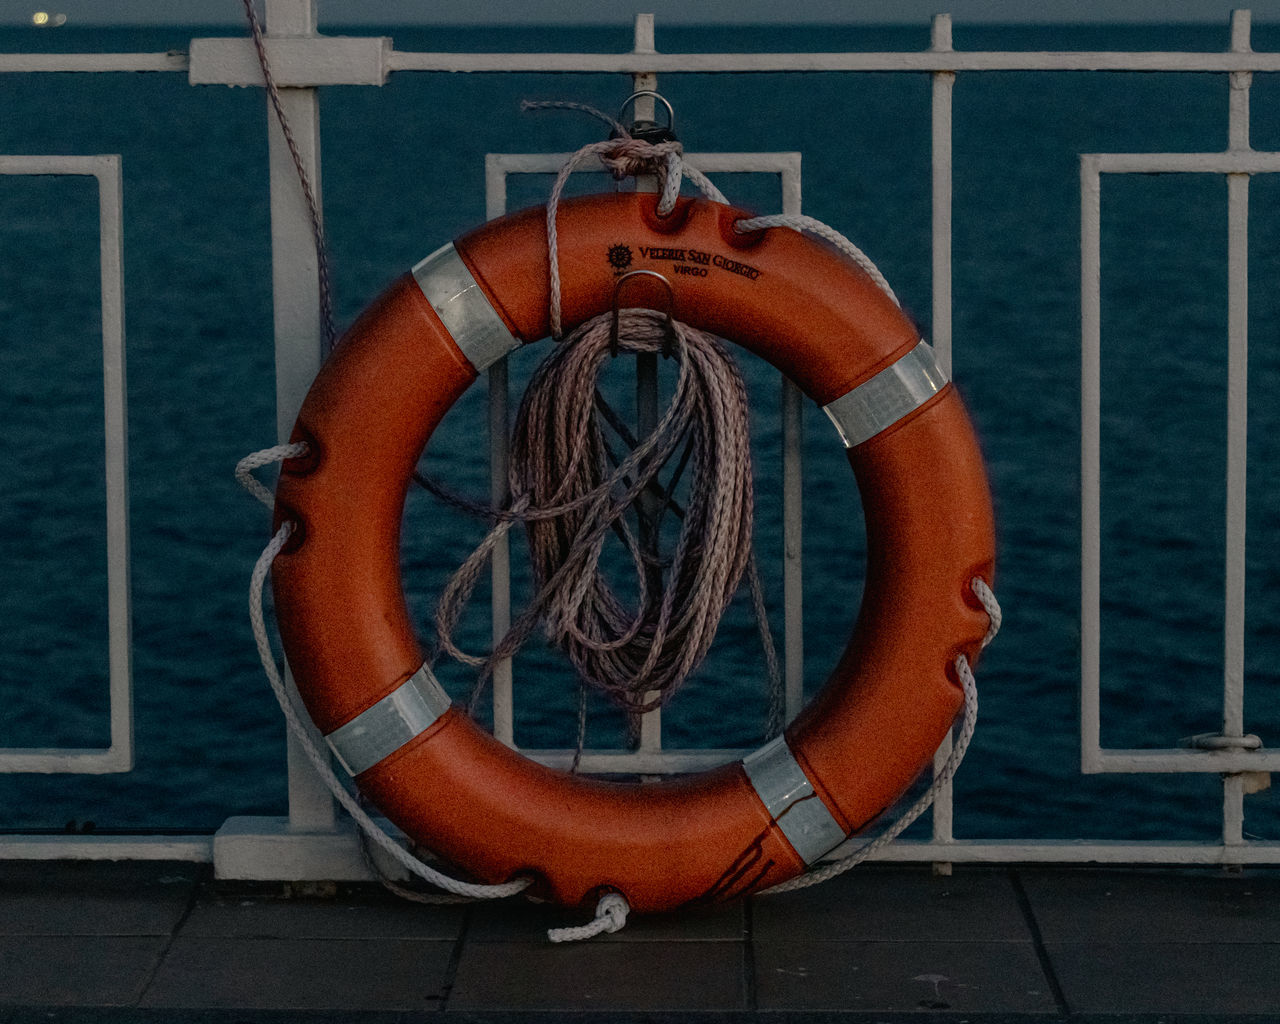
[0, 154, 133, 777]
[0, 3, 1276, 871]
[1081, 151, 1280, 785]
[481, 149, 805, 774]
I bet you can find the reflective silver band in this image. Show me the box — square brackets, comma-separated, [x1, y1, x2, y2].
[324, 664, 452, 777]
[742, 735, 847, 864]
[822, 340, 948, 448]
[412, 243, 520, 373]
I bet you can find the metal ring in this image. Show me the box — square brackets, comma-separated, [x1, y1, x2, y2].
[610, 269, 676, 357]
[616, 90, 676, 135]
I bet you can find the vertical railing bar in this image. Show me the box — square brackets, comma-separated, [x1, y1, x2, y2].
[632, 14, 664, 754]
[487, 355, 514, 748]
[929, 13, 957, 859]
[265, 0, 336, 831]
[1080, 153, 1104, 775]
[930, 14, 956, 380]
[98, 156, 133, 770]
[781, 158, 804, 722]
[1222, 7, 1252, 849]
[484, 155, 516, 748]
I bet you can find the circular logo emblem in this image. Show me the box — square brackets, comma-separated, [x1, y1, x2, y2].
[607, 244, 633, 271]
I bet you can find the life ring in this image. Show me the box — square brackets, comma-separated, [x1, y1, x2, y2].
[270, 192, 995, 913]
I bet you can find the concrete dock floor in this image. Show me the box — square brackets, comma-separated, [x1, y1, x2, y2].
[1, 860, 1277, 1022]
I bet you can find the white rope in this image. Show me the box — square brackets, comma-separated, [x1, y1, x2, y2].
[732, 213, 901, 308]
[760, 576, 999, 895]
[544, 136, 728, 338]
[235, 442, 308, 510]
[241, 449, 531, 903]
[547, 892, 630, 943]
[971, 575, 1002, 647]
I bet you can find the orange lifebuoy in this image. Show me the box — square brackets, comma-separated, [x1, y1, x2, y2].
[270, 192, 995, 913]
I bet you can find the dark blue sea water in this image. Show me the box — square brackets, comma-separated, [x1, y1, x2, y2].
[1, 21, 1277, 843]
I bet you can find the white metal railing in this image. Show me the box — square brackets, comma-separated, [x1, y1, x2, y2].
[0, 3, 1275, 875]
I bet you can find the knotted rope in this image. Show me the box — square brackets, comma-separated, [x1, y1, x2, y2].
[547, 892, 630, 944]
[521, 99, 729, 338]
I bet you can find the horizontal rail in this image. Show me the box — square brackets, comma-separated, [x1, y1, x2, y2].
[386, 50, 1280, 75]
[0, 834, 213, 861]
[870, 839, 1280, 865]
[523, 749, 748, 774]
[188, 36, 389, 86]
[9, 46, 1280, 81]
[0, 51, 189, 73]
[5, 832, 1278, 869]
[1088, 151, 1280, 173]
[1088, 749, 1279, 773]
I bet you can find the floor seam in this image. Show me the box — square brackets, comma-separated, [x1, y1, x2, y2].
[130, 879, 202, 1008]
[1009, 866, 1072, 1017]
[436, 901, 474, 1012]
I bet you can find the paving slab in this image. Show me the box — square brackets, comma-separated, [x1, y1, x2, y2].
[448, 939, 747, 1011]
[1047, 939, 1280, 1015]
[5, 861, 1280, 1020]
[0, 935, 169, 1006]
[752, 865, 1031, 943]
[1020, 867, 1280, 944]
[180, 892, 465, 940]
[139, 936, 455, 1011]
[754, 938, 1058, 1013]
[0, 861, 198, 937]
[5, 1013, 406, 1024]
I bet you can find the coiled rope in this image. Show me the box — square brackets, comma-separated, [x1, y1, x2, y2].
[434, 309, 777, 728]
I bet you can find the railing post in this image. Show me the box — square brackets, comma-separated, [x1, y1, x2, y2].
[486, 168, 515, 747]
[263, 0, 336, 834]
[781, 170, 804, 723]
[1222, 8, 1253, 857]
[632, 13, 665, 755]
[929, 12, 957, 873]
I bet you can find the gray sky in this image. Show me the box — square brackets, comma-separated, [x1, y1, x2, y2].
[2, 0, 1279, 25]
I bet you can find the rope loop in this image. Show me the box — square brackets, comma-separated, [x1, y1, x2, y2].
[971, 575, 1002, 647]
[235, 441, 308, 510]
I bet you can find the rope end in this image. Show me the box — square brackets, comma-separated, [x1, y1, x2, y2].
[547, 891, 630, 943]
